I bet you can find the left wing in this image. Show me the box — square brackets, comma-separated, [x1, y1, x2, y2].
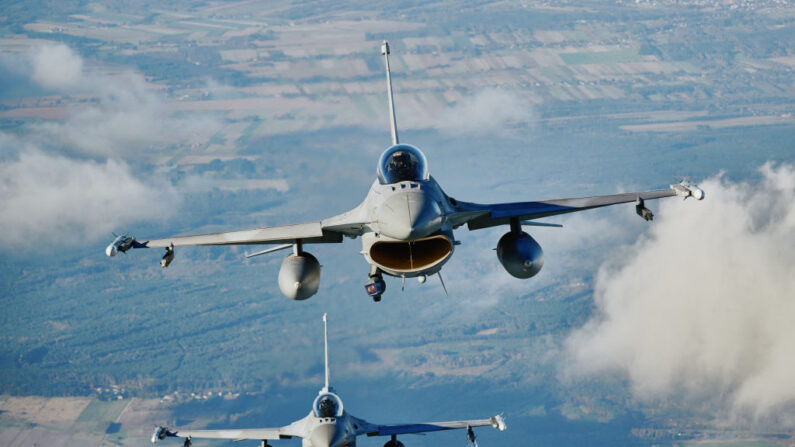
[450, 182, 703, 231]
[362, 414, 506, 437]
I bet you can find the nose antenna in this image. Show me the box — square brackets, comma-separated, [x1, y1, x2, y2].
[323, 313, 330, 391]
[381, 40, 399, 145]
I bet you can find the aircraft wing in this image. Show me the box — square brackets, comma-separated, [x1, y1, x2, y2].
[451, 182, 703, 231]
[172, 428, 287, 440]
[363, 414, 506, 437]
[139, 221, 342, 248]
[151, 426, 290, 443]
[124, 204, 369, 250]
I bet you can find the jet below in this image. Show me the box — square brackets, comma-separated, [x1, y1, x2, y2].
[107, 41, 704, 302]
[150, 314, 506, 447]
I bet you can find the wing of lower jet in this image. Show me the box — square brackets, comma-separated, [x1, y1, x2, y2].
[451, 181, 704, 231]
[363, 414, 506, 437]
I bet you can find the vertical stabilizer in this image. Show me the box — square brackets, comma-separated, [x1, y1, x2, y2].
[381, 41, 399, 145]
[322, 313, 330, 391]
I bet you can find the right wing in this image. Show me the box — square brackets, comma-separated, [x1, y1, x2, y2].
[108, 205, 369, 253]
[140, 221, 342, 248]
[151, 414, 318, 444]
[151, 426, 289, 443]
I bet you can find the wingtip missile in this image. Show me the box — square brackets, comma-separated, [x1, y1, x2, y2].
[670, 181, 705, 200]
[151, 426, 174, 443]
[106, 234, 138, 257]
[491, 414, 507, 431]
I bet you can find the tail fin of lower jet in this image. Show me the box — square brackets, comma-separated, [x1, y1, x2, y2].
[323, 313, 331, 391]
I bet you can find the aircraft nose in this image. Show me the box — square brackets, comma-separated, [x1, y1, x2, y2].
[105, 244, 117, 257]
[309, 423, 342, 447]
[377, 191, 441, 240]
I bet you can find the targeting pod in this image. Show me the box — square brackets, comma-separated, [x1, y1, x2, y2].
[364, 275, 386, 302]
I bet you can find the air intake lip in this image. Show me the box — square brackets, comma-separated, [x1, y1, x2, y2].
[369, 234, 452, 272]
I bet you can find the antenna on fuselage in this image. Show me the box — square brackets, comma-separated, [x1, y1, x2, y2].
[381, 40, 399, 145]
[322, 313, 330, 391]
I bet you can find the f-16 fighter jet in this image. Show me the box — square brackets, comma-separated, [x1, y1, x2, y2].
[107, 41, 703, 302]
[150, 314, 506, 447]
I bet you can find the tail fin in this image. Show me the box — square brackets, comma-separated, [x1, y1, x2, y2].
[381, 41, 399, 145]
[323, 313, 330, 391]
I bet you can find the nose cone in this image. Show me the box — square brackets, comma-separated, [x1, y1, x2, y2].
[377, 191, 441, 240]
[105, 244, 117, 257]
[310, 423, 343, 447]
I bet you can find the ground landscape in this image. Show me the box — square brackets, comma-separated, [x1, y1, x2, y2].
[0, 0, 793, 446]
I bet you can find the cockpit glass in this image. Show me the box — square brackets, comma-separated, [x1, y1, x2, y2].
[377, 144, 428, 184]
[313, 393, 343, 418]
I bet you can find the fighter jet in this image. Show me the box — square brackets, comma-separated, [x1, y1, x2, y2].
[107, 41, 704, 302]
[150, 314, 506, 447]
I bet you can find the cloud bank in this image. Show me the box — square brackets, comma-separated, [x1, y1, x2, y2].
[565, 163, 795, 418]
[29, 43, 84, 90]
[20, 43, 222, 158]
[0, 146, 176, 247]
[0, 42, 220, 248]
[436, 88, 536, 137]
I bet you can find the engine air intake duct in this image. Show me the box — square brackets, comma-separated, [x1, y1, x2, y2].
[370, 235, 452, 272]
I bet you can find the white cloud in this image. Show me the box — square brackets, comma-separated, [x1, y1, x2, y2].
[34, 87, 221, 158]
[3, 42, 223, 158]
[0, 146, 177, 248]
[33, 67, 221, 159]
[0, 42, 229, 248]
[30, 43, 83, 90]
[564, 163, 795, 418]
[436, 88, 536, 136]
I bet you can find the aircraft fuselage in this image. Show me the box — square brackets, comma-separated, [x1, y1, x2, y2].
[359, 174, 457, 279]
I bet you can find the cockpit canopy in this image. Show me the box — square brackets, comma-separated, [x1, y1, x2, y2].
[313, 392, 343, 418]
[377, 144, 429, 184]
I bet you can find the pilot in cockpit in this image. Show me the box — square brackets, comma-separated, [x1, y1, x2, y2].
[378, 144, 428, 184]
[317, 395, 338, 418]
[386, 151, 416, 181]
